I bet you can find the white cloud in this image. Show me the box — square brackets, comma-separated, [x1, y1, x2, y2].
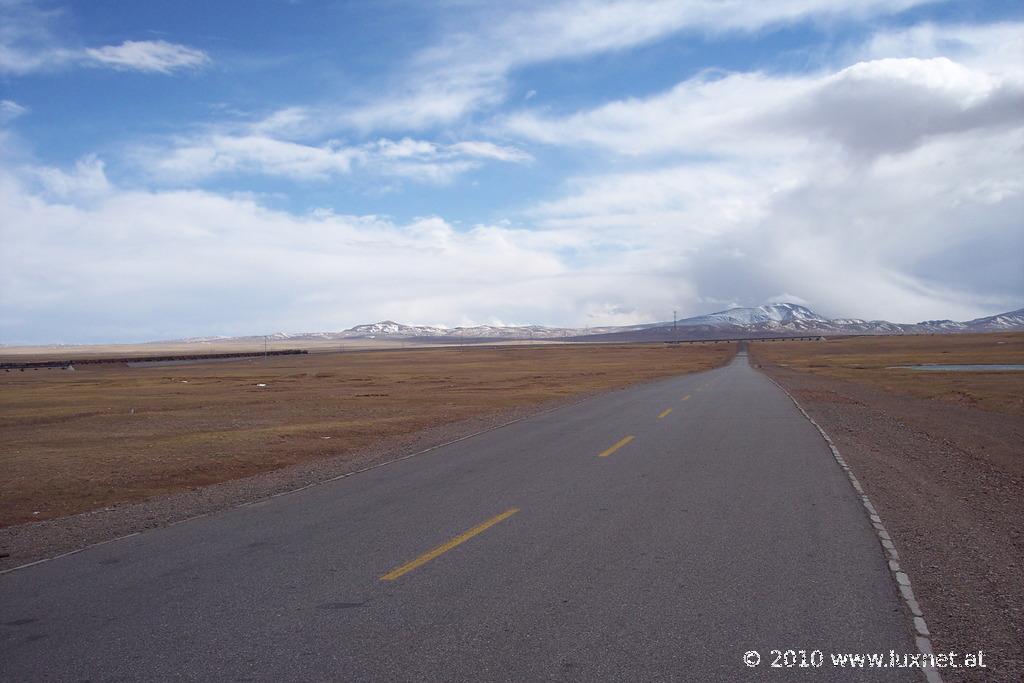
[504, 70, 811, 157]
[504, 54, 1024, 161]
[0, 38, 208, 75]
[531, 161, 788, 241]
[0, 167, 575, 342]
[502, 26, 1024, 322]
[0, 99, 28, 124]
[524, 126, 1023, 324]
[249, 107, 313, 136]
[0, 3, 207, 75]
[0, 0, 67, 74]
[150, 135, 360, 181]
[340, 82, 500, 133]
[337, 0, 937, 131]
[29, 154, 111, 198]
[860, 21, 1024, 77]
[448, 140, 532, 163]
[776, 57, 1024, 157]
[2, 10, 1021, 342]
[83, 40, 209, 73]
[140, 133, 530, 184]
[5, 106, 1019, 345]
[764, 293, 812, 307]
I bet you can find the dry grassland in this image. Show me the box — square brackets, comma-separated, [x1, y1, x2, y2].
[751, 332, 1024, 415]
[0, 337, 468, 362]
[1, 343, 734, 527]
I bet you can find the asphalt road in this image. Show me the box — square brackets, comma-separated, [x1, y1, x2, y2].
[1, 351, 918, 681]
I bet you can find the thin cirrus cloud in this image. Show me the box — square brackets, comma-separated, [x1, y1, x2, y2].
[141, 133, 531, 184]
[82, 40, 209, 74]
[337, 0, 937, 132]
[0, 38, 209, 75]
[859, 21, 1024, 75]
[0, 2, 208, 75]
[0, 99, 28, 123]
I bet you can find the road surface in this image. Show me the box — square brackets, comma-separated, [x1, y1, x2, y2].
[1, 351, 918, 681]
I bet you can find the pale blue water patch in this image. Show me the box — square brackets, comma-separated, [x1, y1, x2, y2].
[889, 364, 1024, 372]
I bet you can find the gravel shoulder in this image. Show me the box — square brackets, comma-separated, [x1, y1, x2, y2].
[758, 362, 1023, 683]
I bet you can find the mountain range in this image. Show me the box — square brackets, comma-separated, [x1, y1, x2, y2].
[195, 303, 1024, 344]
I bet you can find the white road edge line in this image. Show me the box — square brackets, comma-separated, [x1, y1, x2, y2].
[763, 373, 943, 683]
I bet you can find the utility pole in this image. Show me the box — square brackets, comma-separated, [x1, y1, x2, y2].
[264, 335, 268, 359]
[673, 310, 677, 343]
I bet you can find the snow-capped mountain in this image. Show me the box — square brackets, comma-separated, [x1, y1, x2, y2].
[182, 304, 1024, 344]
[347, 321, 449, 337]
[676, 303, 826, 327]
[342, 321, 592, 339]
[580, 304, 1024, 341]
[960, 308, 1024, 331]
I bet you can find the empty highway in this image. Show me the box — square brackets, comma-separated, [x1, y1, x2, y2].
[1, 351, 919, 681]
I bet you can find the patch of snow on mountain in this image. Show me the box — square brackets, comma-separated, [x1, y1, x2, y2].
[680, 303, 826, 328]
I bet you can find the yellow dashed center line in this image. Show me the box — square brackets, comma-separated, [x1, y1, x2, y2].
[598, 435, 635, 458]
[380, 508, 520, 581]
[657, 407, 673, 419]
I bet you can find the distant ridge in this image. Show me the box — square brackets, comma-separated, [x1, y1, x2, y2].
[201, 303, 1024, 344]
[569, 304, 1024, 342]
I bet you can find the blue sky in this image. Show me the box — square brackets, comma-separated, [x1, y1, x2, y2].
[1, 0, 1022, 343]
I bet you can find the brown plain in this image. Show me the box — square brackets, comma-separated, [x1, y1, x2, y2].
[1, 343, 734, 527]
[752, 331, 1024, 415]
[0, 337, 517, 361]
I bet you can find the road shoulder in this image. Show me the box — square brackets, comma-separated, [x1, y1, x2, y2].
[756, 362, 1024, 682]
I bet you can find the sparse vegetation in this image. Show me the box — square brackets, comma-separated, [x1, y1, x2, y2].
[0, 343, 734, 526]
[750, 332, 1024, 415]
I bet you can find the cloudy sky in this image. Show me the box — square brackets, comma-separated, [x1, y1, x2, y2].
[1, 0, 1022, 343]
